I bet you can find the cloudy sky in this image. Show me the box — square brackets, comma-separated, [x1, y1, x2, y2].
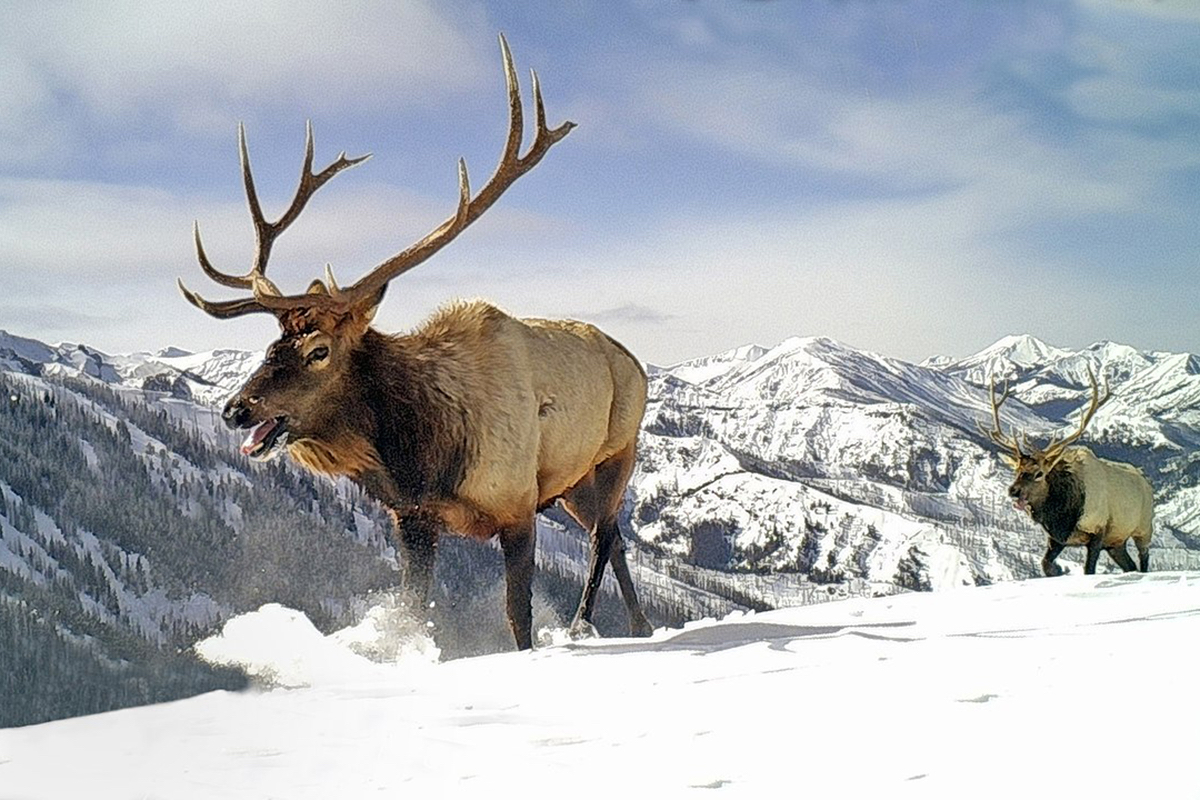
[2, 0, 1198, 366]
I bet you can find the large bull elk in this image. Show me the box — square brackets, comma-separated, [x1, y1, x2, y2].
[178, 36, 652, 649]
[982, 369, 1153, 576]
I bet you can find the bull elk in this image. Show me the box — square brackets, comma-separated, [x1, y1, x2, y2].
[982, 368, 1153, 576]
[178, 35, 652, 649]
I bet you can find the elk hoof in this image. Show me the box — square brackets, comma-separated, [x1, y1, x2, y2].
[567, 619, 599, 641]
[630, 614, 654, 638]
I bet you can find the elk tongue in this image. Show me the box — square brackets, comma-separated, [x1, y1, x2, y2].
[241, 418, 280, 456]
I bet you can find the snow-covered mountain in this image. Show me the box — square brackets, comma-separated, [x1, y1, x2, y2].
[6, 327, 1200, 597]
[2, 572, 1196, 798]
[0, 329, 261, 407]
[641, 332, 1200, 588]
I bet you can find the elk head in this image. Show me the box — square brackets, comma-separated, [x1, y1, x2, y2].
[982, 368, 1111, 513]
[178, 35, 574, 460]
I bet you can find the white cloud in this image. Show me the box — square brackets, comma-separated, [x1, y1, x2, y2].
[0, 0, 492, 164]
[1077, 0, 1200, 24]
[3, 1, 1197, 366]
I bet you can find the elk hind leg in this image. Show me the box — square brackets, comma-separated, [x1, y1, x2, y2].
[1105, 542, 1138, 573]
[1133, 531, 1151, 573]
[498, 518, 537, 651]
[560, 467, 609, 639]
[561, 444, 649, 638]
[608, 530, 652, 637]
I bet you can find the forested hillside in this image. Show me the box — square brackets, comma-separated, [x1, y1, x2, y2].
[0, 371, 398, 726]
[0, 367, 757, 727]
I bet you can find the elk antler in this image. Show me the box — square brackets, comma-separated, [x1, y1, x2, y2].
[180, 123, 370, 317]
[979, 375, 1025, 462]
[179, 33, 574, 321]
[1043, 366, 1111, 465]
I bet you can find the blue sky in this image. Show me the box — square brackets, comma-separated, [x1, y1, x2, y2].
[2, 0, 1198, 365]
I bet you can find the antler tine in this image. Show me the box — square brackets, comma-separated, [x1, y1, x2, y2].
[187, 122, 370, 298]
[1045, 366, 1111, 461]
[324, 32, 576, 308]
[193, 221, 264, 291]
[264, 122, 372, 259]
[982, 375, 1025, 459]
[176, 279, 275, 320]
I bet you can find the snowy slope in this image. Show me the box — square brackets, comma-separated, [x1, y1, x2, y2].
[1, 573, 1196, 798]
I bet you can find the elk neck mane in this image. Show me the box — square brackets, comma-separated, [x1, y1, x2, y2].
[286, 324, 472, 509]
[1030, 455, 1086, 544]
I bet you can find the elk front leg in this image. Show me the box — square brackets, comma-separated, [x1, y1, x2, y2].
[499, 518, 537, 651]
[1042, 537, 1066, 577]
[395, 513, 440, 608]
[1083, 532, 1105, 575]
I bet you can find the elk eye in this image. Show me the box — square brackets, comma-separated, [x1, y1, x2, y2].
[306, 346, 329, 364]
[1034, 470, 1044, 480]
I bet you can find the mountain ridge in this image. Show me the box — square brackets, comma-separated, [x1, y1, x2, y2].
[5, 327, 1199, 631]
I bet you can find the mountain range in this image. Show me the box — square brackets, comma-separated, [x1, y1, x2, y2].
[5, 325, 1198, 588]
[637, 331, 1200, 589]
[4, 326, 1200, 724]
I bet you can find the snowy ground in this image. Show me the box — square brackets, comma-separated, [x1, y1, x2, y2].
[2, 573, 1198, 798]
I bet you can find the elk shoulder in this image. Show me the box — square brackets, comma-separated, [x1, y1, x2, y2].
[410, 299, 646, 524]
[1055, 448, 1153, 546]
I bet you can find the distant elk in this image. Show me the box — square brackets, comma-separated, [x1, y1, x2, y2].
[983, 369, 1153, 576]
[178, 36, 652, 649]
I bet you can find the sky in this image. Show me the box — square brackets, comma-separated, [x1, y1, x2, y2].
[2, 0, 1198, 366]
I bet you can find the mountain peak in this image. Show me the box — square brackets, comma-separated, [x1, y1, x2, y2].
[662, 342, 769, 385]
[978, 334, 1067, 366]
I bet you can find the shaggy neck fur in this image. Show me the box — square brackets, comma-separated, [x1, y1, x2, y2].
[288, 328, 470, 510]
[1030, 463, 1086, 544]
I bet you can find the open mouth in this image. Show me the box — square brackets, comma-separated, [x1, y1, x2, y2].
[241, 416, 289, 460]
[1013, 498, 1029, 513]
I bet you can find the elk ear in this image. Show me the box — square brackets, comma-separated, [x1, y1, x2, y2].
[359, 285, 387, 324]
[335, 285, 387, 338]
[999, 452, 1019, 468]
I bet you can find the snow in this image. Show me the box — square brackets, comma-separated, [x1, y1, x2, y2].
[660, 343, 769, 386]
[3, 573, 1198, 798]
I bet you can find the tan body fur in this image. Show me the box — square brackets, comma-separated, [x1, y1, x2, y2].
[1053, 448, 1153, 549]
[299, 300, 647, 537]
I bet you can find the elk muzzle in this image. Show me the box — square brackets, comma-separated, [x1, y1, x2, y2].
[222, 395, 255, 429]
[223, 395, 290, 460]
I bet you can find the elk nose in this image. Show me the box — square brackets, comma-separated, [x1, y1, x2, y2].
[222, 397, 251, 429]
[1008, 485, 1020, 498]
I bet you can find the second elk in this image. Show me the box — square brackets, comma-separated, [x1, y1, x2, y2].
[983, 368, 1153, 576]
